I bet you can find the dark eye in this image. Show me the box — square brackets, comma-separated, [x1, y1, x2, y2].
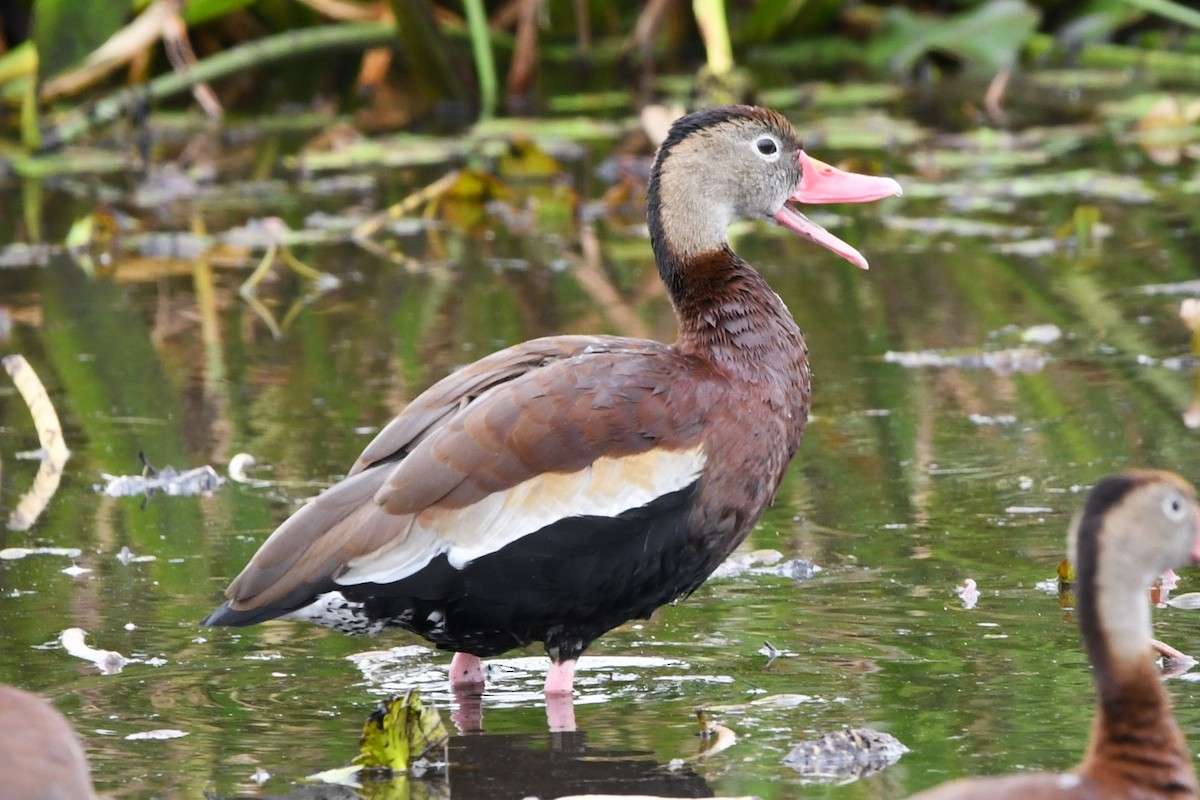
[1163, 492, 1187, 521]
[756, 138, 778, 155]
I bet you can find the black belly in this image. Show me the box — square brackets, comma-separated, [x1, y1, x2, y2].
[344, 482, 713, 661]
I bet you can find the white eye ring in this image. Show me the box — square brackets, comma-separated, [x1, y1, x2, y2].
[753, 135, 781, 163]
[1163, 492, 1188, 522]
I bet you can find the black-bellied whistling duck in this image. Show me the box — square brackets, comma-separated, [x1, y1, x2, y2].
[203, 106, 902, 712]
[908, 470, 1200, 800]
[0, 685, 95, 800]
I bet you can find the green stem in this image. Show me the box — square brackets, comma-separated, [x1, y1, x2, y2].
[41, 22, 399, 151]
[462, 0, 497, 121]
[1027, 33, 1200, 81]
[1121, 0, 1200, 29]
[387, 0, 468, 110]
[693, 0, 734, 76]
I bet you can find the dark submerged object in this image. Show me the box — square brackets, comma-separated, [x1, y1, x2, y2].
[783, 726, 909, 782]
[204, 105, 902, 698]
[907, 470, 1200, 800]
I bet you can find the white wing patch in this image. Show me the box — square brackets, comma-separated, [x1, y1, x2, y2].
[337, 444, 706, 585]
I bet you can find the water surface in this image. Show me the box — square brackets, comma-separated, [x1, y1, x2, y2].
[2, 74, 1200, 798]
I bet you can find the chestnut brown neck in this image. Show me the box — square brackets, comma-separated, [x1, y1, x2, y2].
[659, 244, 804, 365]
[646, 168, 806, 373]
[1079, 659, 1196, 798]
[1075, 502, 1197, 797]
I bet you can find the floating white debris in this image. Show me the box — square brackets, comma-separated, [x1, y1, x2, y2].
[61, 565, 92, 578]
[0, 546, 81, 560]
[1035, 578, 1060, 595]
[60, 628, 127, 675]
[99, 464, 222, 498]
[884, 348, 1047, 374]
[227, 452, 257, 483]
[1020, 324, 1062, 344]
[250, 768, 271, 785]
[1141, 280, 1200, 297]
[125, 729, 188, 741]
[307, 765, 361, 786]
[1166, 592, 1200, 610]
[350, 648, 691, 699]
[711, 548, 785, 578]
[956, 579, 980, 610]
[747, 693, 821, 708]
[712, 549, 819, 581]
[1005, 506, 1053, 514]
[116, 546, 156, 565]
[968, 413, 1017, 426]
[759, 641, 782, 660]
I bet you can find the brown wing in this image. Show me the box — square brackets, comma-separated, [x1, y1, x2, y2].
[217, 335, 713, 615]
[349, 334, 626, 475]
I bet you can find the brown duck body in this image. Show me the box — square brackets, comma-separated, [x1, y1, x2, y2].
[0, 685, 95, 800]
[908, 471, 1200, 800]
[206, 259, 807, 666]
[203, 106, 899, 694]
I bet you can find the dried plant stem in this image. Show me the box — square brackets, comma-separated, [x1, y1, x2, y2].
[42, 22, 398, 149]
[3, 354, 69, 531]
[3, 355, 68, 463]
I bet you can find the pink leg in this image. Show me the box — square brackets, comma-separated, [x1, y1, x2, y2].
[544, 659, 576, 697]
[449, 652, 486, 688]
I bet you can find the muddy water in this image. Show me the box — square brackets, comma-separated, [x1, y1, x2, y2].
[2, 77, 1200, 799]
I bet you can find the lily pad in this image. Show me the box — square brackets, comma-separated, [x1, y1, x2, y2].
[870, 0, 1040, 74]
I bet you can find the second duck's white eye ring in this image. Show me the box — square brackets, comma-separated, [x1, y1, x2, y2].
[1163, 492, 1188, 522]
[754, 136, 781, 162]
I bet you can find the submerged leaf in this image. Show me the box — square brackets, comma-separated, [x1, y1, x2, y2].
[354, 691, 448, 774]
[65, 212, 120, 277]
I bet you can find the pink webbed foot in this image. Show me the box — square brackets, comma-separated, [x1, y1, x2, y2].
[449, 652, 486, 689]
